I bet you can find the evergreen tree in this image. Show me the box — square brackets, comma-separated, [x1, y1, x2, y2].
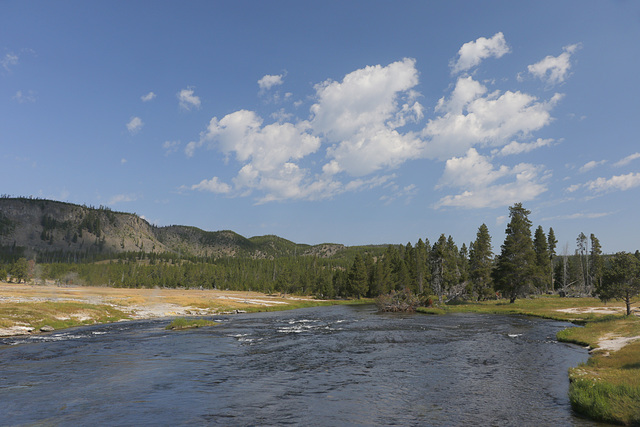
[469, 223, 493, 300]
[533, 226, 550, 293]
[547, 227, 557, 290]
[9, 257, 29, 283]
[458, 243, 470, 293]
[415, 238, 427, 294]
[589, 234, 603, 292]
[431, 234, 448, 304]
[598, 252, 640, 315]
[576, 232, 590, 294]
[347, 254, 369, 298]
[404, 242, 416, 291]
[431, 234, 459, 303]
[492, 203, 537, 303]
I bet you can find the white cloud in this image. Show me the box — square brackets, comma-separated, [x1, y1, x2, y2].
[310, 58, 425, 176]
[586, 173, 640, 193]
[424, 75, 562, 160]
[120, 158, 127, 165]
[614, 152, 640, 167]
[191, 176, 232, 194]
[495, 138, 554, 156]
[126, 116, 143, 134]
[12, 90, 36, 103]
[108, 194, 137, 205]
[450, 32, 510, 74]
[543, 212, 614, 221]
[434, 148, 548, 208]
[579, 160, 606, 173]
[258, 73, 285, 91]
[163, 140, 181, 156]
[311, 58, 419, 142]
[141, 91, 156, 102]
[200, 110, 320, 172]
[188, 110, 327, 202]
[527, 43, 581, 85]
[1, 53, 18, 71]
[177, 87, 201, 110]
[184, 35, 568, 205]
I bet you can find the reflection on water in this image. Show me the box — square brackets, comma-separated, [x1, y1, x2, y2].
[0, 305, 597, 426]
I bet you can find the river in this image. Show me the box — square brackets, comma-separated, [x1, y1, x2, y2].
[0, 304, 598, 426]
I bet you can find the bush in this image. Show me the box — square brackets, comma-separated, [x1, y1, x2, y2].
[375, 289, 429, 312]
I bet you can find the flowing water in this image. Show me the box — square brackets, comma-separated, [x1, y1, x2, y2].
[0, 304, 598, 426]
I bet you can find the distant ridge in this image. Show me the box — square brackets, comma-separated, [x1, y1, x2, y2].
[0, 197, 345, 259]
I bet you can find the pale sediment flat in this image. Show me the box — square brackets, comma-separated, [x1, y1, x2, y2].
[0, 281, 321, 337]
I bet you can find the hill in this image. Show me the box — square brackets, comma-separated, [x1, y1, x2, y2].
[0, 197, 346, 260]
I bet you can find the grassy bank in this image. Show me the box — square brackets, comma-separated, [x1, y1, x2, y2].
[559, 318, 640, 425]
[0, 301, 129, 333]
[165, 317, 219, 330]
[0, 282, 362, 336]
[418, 295, 640, 426]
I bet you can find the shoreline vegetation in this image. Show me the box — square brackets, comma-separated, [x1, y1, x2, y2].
[1, 283, 638, 425]
[0, 281, 363, 337]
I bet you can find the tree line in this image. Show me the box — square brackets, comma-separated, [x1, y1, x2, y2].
[2, 203, 639, 313]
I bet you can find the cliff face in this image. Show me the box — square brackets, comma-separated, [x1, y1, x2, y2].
[0, 198, 344, 259]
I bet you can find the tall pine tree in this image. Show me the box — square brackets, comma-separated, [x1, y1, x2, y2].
[533, 225, 550, 293]
[469, 223, 493, 300]
[492, 203, 536, 303]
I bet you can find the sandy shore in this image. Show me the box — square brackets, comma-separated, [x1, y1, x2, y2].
[0, 282, 322, 337]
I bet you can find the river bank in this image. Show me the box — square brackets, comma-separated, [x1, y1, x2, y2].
[0, 281, 338, 337]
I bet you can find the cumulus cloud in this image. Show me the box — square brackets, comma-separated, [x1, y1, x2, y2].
[579, 160, 606, 173]
[586, 173, 640, 193]
[141, 91, 156, 102]
[126, 116, 143, 134]
[191, 176, 232, 194]
[311, 58, 425, 175]
[614, 152, 640, 167]
[434, 148, 548, 208]
[184, 33, 568, 205]
[178, 87, 201, 110]
[199, 110, 320, 171]
[527, 43, 580, 85]
[186, 109, 326, 202]
[258, 73, 285, 91]
[424, 75, 561, 160]
[495, 138, 554, 156]
[450, 32, 510, 74]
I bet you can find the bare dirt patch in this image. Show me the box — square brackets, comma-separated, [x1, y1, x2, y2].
[597, 333, 640, 352]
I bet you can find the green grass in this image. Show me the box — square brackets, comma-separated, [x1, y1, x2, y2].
[0, 301, 129, 331]
[563, 320, 640, 426]
[165, 317, 218, 330]
[240, 298, 374, 313]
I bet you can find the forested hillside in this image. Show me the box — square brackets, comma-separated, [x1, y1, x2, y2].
[0, 197, 344, 261]
[2, 197, 638, 307]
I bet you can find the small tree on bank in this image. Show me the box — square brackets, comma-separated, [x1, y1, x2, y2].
[597, 252, 640, 316]
[492, 203, 536, 303]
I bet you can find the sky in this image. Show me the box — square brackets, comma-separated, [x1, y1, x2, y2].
[2, 1, 640, 254]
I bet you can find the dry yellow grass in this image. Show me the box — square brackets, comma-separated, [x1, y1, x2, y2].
[0, 281, 326, 336]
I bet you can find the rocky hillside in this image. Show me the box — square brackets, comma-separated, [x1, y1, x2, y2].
[0, 198, 345, 259]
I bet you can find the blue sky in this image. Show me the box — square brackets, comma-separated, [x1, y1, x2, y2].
[2, 1, 640, 253]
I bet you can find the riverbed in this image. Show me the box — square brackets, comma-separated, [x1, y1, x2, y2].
[0, 304, 597, 425]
